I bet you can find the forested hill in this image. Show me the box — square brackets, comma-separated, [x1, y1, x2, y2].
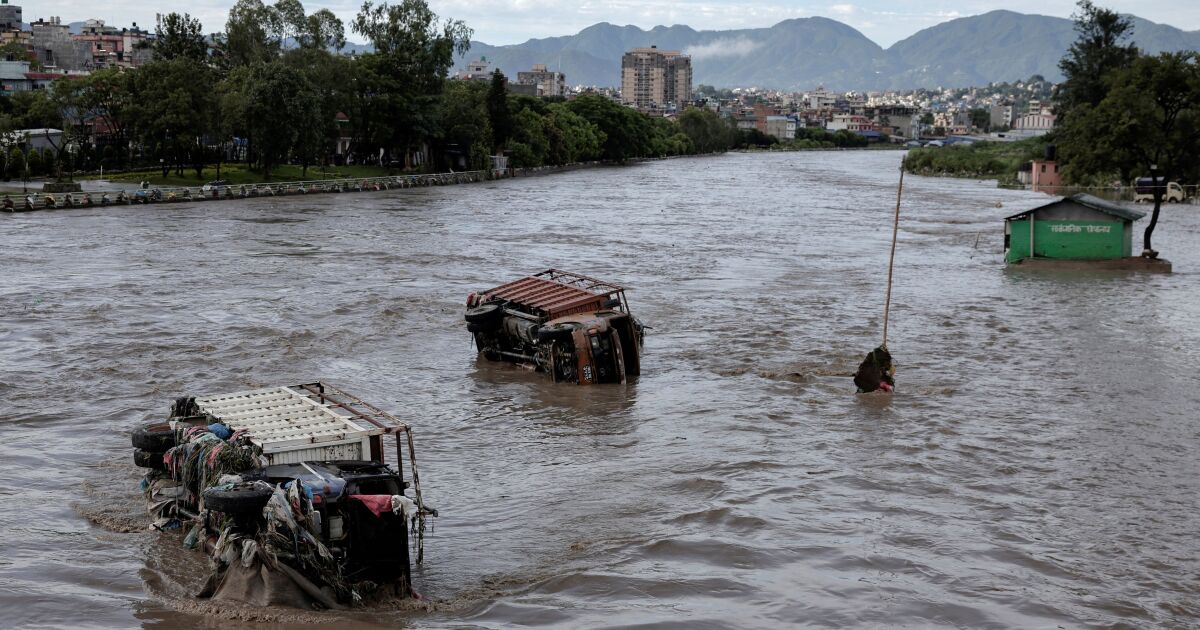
[452, 10, 1200, 90]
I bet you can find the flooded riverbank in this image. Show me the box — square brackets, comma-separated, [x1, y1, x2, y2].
[1, 151, 1198, 628]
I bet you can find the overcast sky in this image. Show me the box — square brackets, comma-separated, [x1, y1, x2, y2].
[34, 0, 1200, 48]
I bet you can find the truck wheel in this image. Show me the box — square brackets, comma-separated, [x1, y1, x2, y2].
[131, 422, 176, 452]
[465, 303, 504, 323]
[202, 483, 274, 515]
[133, 448, 167, 470]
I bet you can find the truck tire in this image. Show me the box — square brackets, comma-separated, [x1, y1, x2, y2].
[132, 422, 176, 452]
[202, 483, 274, 515]
[133, 448, 167, 470]
[464, 303, 503, 324]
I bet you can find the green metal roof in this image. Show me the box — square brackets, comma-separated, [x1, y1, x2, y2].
[1005, 193, 1146, 222]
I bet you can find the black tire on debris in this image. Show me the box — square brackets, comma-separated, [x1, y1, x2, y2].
[464, 303, 503, 324]
[131, 422, 176, 452]
[202, 483, 274, 515]
[133, 448, 167, 470]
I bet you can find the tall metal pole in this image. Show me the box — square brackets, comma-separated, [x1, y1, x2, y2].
[881, 163, 904, 350]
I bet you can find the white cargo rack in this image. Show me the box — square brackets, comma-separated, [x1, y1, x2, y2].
[184, 381, 433, 562]
[193, 385, 384, 465]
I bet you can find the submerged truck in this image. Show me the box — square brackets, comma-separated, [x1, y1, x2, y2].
[465, 269, 645, 384]
[131, 382, 436, 608]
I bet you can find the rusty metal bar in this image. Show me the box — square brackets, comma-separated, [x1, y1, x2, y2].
[406, 428, 427, 565]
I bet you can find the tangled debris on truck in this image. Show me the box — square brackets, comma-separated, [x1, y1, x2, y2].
[132, 382, 437, 609]
[465, 269, 645, 384]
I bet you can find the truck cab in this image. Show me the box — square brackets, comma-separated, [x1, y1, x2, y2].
[465, 269, 645, 385]
[1133, 178, 1186, 203]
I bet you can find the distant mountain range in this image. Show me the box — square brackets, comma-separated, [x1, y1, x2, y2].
[453, 10, 1200, 90]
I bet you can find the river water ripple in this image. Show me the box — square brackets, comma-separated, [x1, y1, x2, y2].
[1, 151, 1198, 628]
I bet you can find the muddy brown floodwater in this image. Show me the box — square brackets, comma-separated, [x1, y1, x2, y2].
[2, 151, 1199, 629]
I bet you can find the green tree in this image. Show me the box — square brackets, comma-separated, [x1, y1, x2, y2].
[282, 48, 351, 174]
[41, 147, 56, 176]
[299, 9, 346, 50]
[1058, 52, 1200, 255]
[26, 147, 41, 176]
[968, 108, 990, 132]
[128, 58, 217, 177]
[155, 12, 208, 63]
[508, 107, 549, 167]
[239, 61, 322, 179]
[0, 41, 39, 69]
[8, 146, 25, 180]
[1055, 0, 1138, 123]
[57, 68, 133, 167]
[351, 0, 472, 165]
[487, 70, 512, 151]
[678, 107, 734, 154]
[220, 0, 285, 68]
[565, 94, 652, 161]
[545, 103, 602, 164]
[438, 79, 491, 169]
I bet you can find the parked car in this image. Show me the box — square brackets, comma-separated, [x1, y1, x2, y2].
[465, 269, 645, 384]
[132, 382, 435, 607]
[1133, 178, 1186, 203]
[201, 179, 229, 192]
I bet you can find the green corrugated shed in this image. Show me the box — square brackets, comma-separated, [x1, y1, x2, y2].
[1004, 194, 1146, 263]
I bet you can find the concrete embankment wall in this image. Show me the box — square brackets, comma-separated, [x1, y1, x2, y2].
[4, 170, 493, 212]
[3, 155, 724, 212]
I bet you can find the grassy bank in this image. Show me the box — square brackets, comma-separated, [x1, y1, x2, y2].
[82, 163, 393, 187]
[904, 137, 1048, 185]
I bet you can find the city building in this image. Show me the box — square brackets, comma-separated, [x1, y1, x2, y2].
[1014, 111, 1056, 133]
[459, 57, 493, 81]
[826, 114, 872, 132]
[765, 115, 796, 141]
[31, 17, 87, 70]
[990, 103, 1015, 129]
[0, 0, 21, 31]
[804, 86, 837, 110]
[516, 64, 565, 98]
[0, 58, 30, 92]
[620, 46, 692, 112]
[74, 19, 150, 69]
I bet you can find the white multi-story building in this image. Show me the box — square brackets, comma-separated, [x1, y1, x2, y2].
[826, 114, 872, 132]
[459, 57, 493, 81]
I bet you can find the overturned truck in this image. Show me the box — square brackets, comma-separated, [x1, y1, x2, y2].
[132, 382, 436, 609]
[465, 269, 645, 384]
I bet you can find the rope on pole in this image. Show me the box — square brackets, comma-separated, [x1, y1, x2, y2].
[881, 163, 905, 350]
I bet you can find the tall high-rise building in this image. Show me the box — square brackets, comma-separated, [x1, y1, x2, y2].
[620, 46, 692, 112]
